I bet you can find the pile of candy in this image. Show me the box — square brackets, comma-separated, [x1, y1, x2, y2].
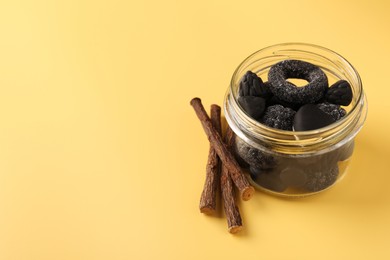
[235, 59, 354, 193]
[237, 59, 352, 131]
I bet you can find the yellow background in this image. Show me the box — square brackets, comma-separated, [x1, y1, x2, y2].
[0, 0, 389, 259]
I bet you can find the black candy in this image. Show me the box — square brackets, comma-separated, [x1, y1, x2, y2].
[238, 96, 266, 120]
[298, 151, 340, 173]
[304, 166, 339, 192]
[237, 62, 352, 133]
[260, 104, 296, 131]
[260, 81, 274, 99]
[268, 60, 328, 105]
[239, 71, 267, 97]
[325, 80, 353, 106]
[317, 103, 346, 121]
[234, 138, 277, 170]
[293, 104, 335, 131]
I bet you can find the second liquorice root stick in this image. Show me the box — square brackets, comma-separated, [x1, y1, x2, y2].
[221, 126, 243, 233]
[190, 97, 254, 201]
[199, 105, 222, 214]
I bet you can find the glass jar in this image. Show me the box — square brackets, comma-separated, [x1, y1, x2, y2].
[224, 43, 368, 197]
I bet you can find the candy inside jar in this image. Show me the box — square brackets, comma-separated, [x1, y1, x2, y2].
[224, 43, 367, 197]
[234, 137, 355, 195]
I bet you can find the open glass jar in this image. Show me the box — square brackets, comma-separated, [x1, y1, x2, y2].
[224, 43, 367, 197]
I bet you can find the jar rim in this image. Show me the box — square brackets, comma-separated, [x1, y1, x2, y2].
[224, 43, 367, 155]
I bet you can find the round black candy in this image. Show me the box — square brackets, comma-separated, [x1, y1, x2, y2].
[260, 104, 296, 131]
[268, 60, 328, 104]
[234, 138, 277, 170]
[293, 104, 335, 131]
[317, 102, 347, 121]
[304, 166, 339, 192]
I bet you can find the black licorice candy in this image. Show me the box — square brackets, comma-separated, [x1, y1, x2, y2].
[260, 104, 296, 131]
[304, 166, 339, 192]
[325, 80, 353, 106]
[317, 102, 347, 121]
[239, 71, 266, 97]
[238, 96, 266, 120]
[268, 60, 328, 104]
[293, 104, 335, 131]
[235, 138, 277, 170]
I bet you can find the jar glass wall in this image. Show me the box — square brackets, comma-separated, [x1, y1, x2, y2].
[224, 43, 367, 197]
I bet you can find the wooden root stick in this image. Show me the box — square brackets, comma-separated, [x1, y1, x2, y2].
[199, 105, 222, 214]
[221, 127, 243, 233]
[190, 97, 255, 201]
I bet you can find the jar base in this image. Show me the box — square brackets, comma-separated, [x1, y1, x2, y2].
[246, 160, 351, 198]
